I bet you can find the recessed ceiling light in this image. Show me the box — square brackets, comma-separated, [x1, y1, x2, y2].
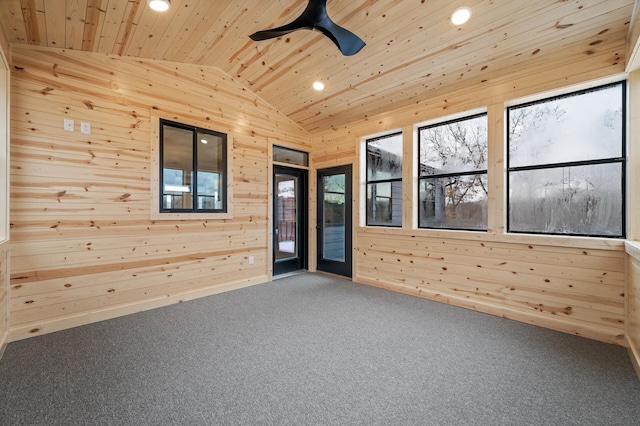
[147, 0, 170, 12]
[451, 7, 472, 26]
[313, 81, 325, 91]
[200, 139, 208, 144]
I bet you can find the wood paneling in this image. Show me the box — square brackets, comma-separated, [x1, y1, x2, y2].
[9, 45, 310, 341]
[357, 228, 625, 344]
[628, 72, 640, 378]
[0, 20, 9, 359]
[0, 0, 636, 357]
[629, 71, 640, 241]
[0, 0, 633, 133]
[625, 0, 640, 72]
[312, 55, 629, 345]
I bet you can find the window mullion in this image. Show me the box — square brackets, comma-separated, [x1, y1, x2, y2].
[192, 129, 198, 211]
[422, 170, 487, 180]
[508, 157, 624, 173]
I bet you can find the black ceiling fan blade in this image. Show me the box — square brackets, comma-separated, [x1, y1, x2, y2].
[315, 18, 365, 56]
[249, 15, 312, 41]
[249, 0, 365, 56]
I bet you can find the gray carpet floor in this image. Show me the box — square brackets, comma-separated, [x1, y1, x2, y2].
[1, 272, 640, 425]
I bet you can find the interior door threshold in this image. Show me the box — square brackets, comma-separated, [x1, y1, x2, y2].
[273, 269, 308, 280]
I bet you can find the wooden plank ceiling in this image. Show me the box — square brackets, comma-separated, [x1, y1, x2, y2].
[0, 0, 635, 134]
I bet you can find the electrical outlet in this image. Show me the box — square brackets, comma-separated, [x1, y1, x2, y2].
[64, 119, 74, 132]
[248, 256, 254, 265]
[80, 122, 91, 134]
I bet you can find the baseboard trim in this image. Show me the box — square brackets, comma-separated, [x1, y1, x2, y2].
[356, 276, 625, 346]
[9, 275, 269, 342]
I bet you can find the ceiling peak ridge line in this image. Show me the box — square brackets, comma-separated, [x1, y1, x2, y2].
[249, 0, 366, 56]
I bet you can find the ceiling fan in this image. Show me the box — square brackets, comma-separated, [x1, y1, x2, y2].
[249, 0, 366, 56]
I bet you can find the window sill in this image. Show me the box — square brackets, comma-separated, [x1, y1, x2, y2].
[626, 241, 640, 262]
[150, 211, 233, 221]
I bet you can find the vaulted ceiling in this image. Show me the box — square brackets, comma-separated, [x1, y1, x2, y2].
[0, 0, 635, 134]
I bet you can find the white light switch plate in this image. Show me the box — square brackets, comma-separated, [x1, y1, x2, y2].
[80, 122, 91, 134]
[64, 119, 74, 131]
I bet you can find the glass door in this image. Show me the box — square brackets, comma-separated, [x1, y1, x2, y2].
[317, 165, 352, 277]
[273, 166, 307, 275]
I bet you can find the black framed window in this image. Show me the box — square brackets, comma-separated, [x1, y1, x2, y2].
[366, 132, 403, 227]
[418, 113, 488, 231]
[507, 81, 625, 237]
[160, 119, 227, 213]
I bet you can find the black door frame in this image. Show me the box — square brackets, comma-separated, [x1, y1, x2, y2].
[316, 164, 352, 278]
[273, 165, 308, 276]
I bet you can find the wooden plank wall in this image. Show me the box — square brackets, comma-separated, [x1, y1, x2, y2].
[0, 24, 9, 358]
[627, 70, 640, 376]
[9, 45, 311, 341]
[312, 46, 629, 345]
